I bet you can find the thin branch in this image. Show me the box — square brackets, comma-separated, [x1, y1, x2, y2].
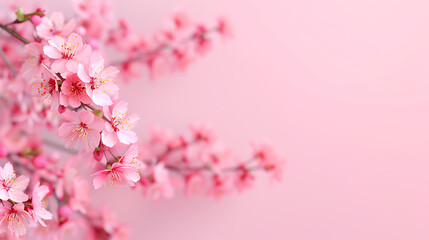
[0, 24, 30, 44]
[111, 27, 218, 66]
[0, 48, 16, 76]
[43, 139, 78, 155]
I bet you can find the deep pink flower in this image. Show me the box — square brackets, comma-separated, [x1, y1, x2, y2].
[58, 110, 105, 151]
[101, 101, 139, 147]
[36, 12, 76, 40]
[0, 202, 31, 237]
[77, 56, 119, 106]
[59, 74, 92, 108]
[31, 182, 53, 227]
[0, 162, 30, 203]
[92, 162, 140, 189]
[43, 32, 91, 73]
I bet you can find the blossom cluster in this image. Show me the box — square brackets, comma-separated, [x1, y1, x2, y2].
[0, 0, 283, 239]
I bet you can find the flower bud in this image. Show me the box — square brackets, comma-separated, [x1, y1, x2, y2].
[93, 149, 103, 161]
[30, 15, 42, 26]
[32, 155, 47, 169]
[58, 105, 66, 114]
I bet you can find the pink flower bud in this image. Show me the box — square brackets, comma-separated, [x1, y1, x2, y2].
[0, 145, 8, 158]
[58, 205, 73, 219]
[93, 149, 103, 161]
[58, 105, 66, 114]
[30, 15, 42, 26]
[32, 155, 47, 168]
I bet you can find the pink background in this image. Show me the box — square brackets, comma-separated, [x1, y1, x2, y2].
[46, 0, 429, 239]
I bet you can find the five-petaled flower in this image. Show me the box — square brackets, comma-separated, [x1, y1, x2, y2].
[0, 163, 30, 203]
[58, 110, 105, 151]
[43, 32, 91, 73]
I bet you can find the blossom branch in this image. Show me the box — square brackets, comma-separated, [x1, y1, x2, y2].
[0, 23, 30, 44]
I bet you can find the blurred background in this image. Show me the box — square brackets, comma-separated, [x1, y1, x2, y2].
[44, 0, 429, 239]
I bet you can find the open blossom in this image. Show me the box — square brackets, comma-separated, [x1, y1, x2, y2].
[0, 163, 30, 203]
[102, 101, 139, 147]
[31, 69, 59, 106]
[31, 182, 53, 227]
[58, 110, 105, 151]
[92, 162, 140, 189]
[22, 42, 49, 78]
[118, 144, 145, 171]
[43, 32, 91, 73]
[60, 74, 92, 108]
[36, 12, 76, 40]
[0, 202, 32, 237]
[77, 56, 119, 106]
[251, 141, 285, 181]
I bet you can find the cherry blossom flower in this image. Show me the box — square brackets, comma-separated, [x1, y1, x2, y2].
[58, 110, 105, 151]
[0, 162, 30, 203]
[22, 42, 49, 77]
[59, 74, 92, 108]
[101, 101, 139, 147]
[251, 141, 285, 181]
[31, 182, 53, 227]
[31, 69, 59, 106]
[0, 202, 32, 237]
[36, 12, 76, 40]
[118, 144, 145, 171]
[43, 32, 91, 73]
[77, 56, 119, 106]
[92, 162, 140, 189]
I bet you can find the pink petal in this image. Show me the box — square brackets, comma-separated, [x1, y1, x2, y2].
[102, 131, 119, 147]
[0, 188, 9, 201]
[77, 64, 91, 83]
[51, 59, 68, 73]
[92, 172, 108, 189]
[79, 110, 94, 124]
[92, 90, 113, 106]
[66, 60, 79, 72]
[44, 46, 62, 59]
[117, 130, 137, 145]
[8, 189, 28, 203]
[61, 111, 80, 122]
[112, 101, 128, 118]
[11, 175, 30, 191]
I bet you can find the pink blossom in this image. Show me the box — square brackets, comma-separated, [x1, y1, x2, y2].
[59, 74, 92, 108]
[0, 162, 30, 203]
[209, 175, 233, 199]
[251, 141, 285, 181]
[22, 42, 49, 78]
[0, 202, 31, 237]
[101, 101, 139, 147]
[58, 110, 105, 151]
[184, 173, 205, 196]
[92, 162, 140, 189]
[43, 32, 91, 73]
[77, 56, 119, 106]
[31, 70, 59, 106]
[31, 182, 53, 227]
[217, 17, 234, 39]
[36, 12, 76, 39]
[118, 144, 145, 171]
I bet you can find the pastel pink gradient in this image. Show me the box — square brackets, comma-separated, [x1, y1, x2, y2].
[46, 0, 429, 239]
